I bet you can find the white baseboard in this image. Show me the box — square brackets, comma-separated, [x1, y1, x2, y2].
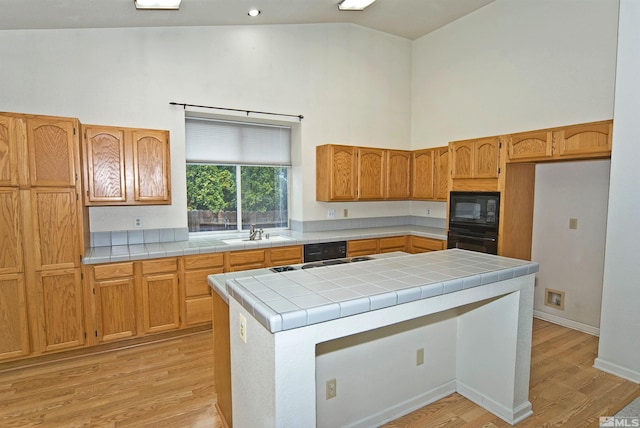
[594, 358, 640, 383]
[456, 381, 532, 425]
[346, 380, 457, 428]
[533, 310, 600, 336]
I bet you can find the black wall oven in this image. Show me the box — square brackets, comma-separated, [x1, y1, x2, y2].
[447, 191, 500, 255]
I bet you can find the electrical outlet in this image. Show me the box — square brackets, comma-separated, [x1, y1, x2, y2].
[328, 209, 336, 219]
[416, 348, 424, 366]
[326, 378, 337, 400]
[426, 209, 431, 216]
[134, 216, 143, 228]
[569, 218, 578, 230]
[343, 208, 348, 218]
[239, 313, 247, 343]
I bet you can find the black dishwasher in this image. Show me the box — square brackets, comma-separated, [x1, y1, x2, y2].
[303, 241, 347, 262]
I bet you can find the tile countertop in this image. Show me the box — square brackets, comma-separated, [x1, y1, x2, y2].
[83, 225, 446, 264]
[208, 249, 539, 334]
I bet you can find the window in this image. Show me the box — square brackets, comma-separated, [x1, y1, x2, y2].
[185, 116, 291, 233]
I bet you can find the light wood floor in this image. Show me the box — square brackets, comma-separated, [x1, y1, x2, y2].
[1, 319, 638, 427]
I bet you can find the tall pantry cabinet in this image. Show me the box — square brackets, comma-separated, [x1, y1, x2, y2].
[0, 112, 88, 361]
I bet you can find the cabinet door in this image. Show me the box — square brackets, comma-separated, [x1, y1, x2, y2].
[316, 145, 356, 201]
[474, 138, 500, 178]
[347, 239, 378, 257]
[357, 148, 385, 200]
[411, 149, 434, 200]
[379, 236, 406, 253]
[30, 188, 80, 270]
[386, 150, 411, 199]
[507, 131, 553, 162]
[36, 268, 85, 352]
[451, 141, 474, 179]
[554, 121, 612, 158]
[26, 117, 78, 187]
[0, 115, 19, 187]
[132, 130, 171, 203]
[0, 189, 23, 275]
[269, 246, 302, 267]
[0, 273, 30, 361]
[95, 276, 137, 342]
[226, 249, 266, 272]
[91, 262, 136, 342]
[434, 147, 449, 201]
[142, 272, 180, 334]
[410, 236, 446, 253]
[84, 126, 126, 204]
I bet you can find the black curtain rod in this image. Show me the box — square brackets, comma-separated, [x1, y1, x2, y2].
[170, 102, 304, 121]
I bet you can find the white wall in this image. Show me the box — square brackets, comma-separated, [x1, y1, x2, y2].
[411, 0, 618, 147]
[531, 161, 610, 333]
[596, 0, 640, 383]
[0, 23, 412, 230]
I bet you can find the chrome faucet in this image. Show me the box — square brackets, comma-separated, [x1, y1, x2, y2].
[249, 224, 264, 240]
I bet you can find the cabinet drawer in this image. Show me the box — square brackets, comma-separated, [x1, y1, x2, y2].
[411, 236, 446, 252]
[93, 262, 134, 280]
[270, 246, 302, 265]
[185, 269, 216, 297]
[379, 236, 406, 253]
[348, 239, 378, 257]
[141, 257, 177, 275]
[227, 250, 266, 268]
[184, 253, 224, 270]
[186, 296, 213, 326]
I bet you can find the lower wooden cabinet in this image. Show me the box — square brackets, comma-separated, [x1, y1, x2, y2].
[348, 236, 410, 256]
[409, 236, 447, 253]
[379, 236, 407, 253]
[226, 249, 267, 272]
[90, 262, 136, 343]
[36, 268, 85, 353]
[347, 239, 379, 257]
[183, 254, 224, 327]
[0, 273, 30, 361]
[140, 258, 180, 334]
[268, 246, 302, 267]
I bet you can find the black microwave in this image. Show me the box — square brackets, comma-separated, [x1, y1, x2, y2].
[449, 191, 500, 229]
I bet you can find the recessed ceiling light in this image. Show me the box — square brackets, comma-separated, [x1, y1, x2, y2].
[248, 9, 261, 17]
[338, 0, 376, 11]
[134, 0, 182, 10]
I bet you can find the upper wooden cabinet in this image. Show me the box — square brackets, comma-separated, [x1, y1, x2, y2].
[27, 117, 79, 187]
[317, 145, 411, 201]
[83, 125, 171, 206]
[0, 115, 19, 187]
[385, 150, 411, 199]
[411, 149, 434, 200]
[506, 130, 553, 162]
[506, 120, 613, 163]
[554, 120, 612, 159]
[358, 147, 385, 200]
[411, 146, 448, 201]
[434, 147, 450, 200]
[451, 137, 500, 179]
[316, 145, 357, 201]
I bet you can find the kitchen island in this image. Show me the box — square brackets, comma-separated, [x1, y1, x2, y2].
[208, 249, 538, 427]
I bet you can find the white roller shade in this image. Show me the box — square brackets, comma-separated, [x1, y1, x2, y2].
[185, 117, 291, 166]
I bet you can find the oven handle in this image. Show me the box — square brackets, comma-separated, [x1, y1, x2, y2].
[450, 234, 497, 242]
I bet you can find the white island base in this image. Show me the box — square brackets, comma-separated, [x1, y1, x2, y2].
[219, 251, 537, 427]
[228, 278, 534, 426]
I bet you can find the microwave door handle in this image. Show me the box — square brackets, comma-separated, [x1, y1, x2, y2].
[453, 234, 497, 242]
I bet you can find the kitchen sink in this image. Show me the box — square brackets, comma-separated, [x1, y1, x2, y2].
[222, 235, 292, 245]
